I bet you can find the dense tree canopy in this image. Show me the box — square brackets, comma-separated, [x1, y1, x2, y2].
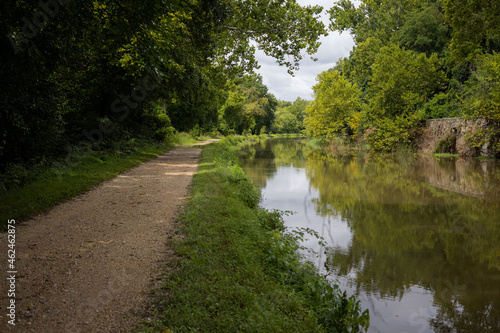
[4, 0, 500, 169]
[368, 44, 446, 119]
[218, 74, 277, 135]
[444, 0, 500, 63]
[305, 0, 500, 155]
[305, 70, 362, 138]
[0, 0, 326, 171]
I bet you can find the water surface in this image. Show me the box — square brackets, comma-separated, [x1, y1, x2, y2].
[241, 138, 500, 333]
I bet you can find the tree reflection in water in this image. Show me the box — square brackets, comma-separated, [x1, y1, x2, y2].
[241, 138, 500, 333]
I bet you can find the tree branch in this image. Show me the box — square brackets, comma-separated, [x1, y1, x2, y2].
[221, 26, 256, 35]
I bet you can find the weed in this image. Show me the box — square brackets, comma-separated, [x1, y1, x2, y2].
[434, 133, 457, 154]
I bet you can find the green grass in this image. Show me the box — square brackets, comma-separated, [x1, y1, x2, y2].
[434, 153, 460, 158]
[175, 131, 223, 146]
[138, 137, 369, 333]
[0, 141, 173, 229]
[175, 132, 202, 145]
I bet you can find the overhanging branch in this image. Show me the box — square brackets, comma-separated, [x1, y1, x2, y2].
[221, 26, 256, 35]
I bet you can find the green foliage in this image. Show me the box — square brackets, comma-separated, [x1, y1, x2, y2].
[305, 70, 362, 138]
[366, 114, 421, 152]
[444, 0, 500, 63]
[218, 74, 277, 135]
[218, 85, 246, 135]
[142, 102, 177, 142]
[459, 52, 500, 154]
[1, 0, 326, 172]
[274, 111, 300, 134]
[434, 133, 457, 154]
[368, 44, 447, 119]
[289, 98, 309, 118]
[0, 163, 38, 192]
[242, 129, 253, 137]
[273, 98, 310, 134]
[343, 37, 385, 92]
[217, 1, 327, 75]
[320, 1, 460, 152]
[189, 124, 204, 139]
[421, 92, 461, 119]
[395, 5, 449, 57]
[326, 0, 475, 153]
[462, 53, 500, 122]
[224, 163, 261, 208]
[264, 227, 369, 333]
[464, 128, 494, 150]
[329, 0, 427, 44]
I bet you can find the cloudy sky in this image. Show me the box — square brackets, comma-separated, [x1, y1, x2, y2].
[254, 0, 356, 102]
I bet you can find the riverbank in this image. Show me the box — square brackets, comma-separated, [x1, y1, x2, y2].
[138, 137, 369, 332]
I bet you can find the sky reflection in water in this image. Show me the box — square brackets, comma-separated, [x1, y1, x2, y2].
[241, 138, 500, 333]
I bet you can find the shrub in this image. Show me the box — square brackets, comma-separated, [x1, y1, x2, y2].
[421, 92, 461, 119]
[366, 114, 421, 151]
[433, 133, 457, 154]
[462, 53, 500, 123]
[242, 129, 253, 136]
[189, 124, 203, 138]
[153, 126, 175, 142]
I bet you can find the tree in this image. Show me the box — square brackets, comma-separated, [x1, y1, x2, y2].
[218, 74, 277, 134]
[273, 98, 309, 134]
[368, 44, 447, 120]
[215, 0, 327, 75]
[462, 53, 500, 123]
[305, 70, 362, 138]
[329, 0, 427, 44]
[459, 52, 500, 155]
[444, 0, 500, 63]
[288, 97, 309, 125]
[343, 37, 385, 93]
[274, 111, 300, 134]
[218, 84, 246, 135]
[0, 0, 327, 169]
[396, 5, 449, 57]
[363, 45, 447, 150]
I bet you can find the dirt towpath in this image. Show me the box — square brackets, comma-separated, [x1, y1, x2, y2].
[1, 142, 215, 332]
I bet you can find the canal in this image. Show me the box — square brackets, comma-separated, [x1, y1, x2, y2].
[240, 137, 500, 333]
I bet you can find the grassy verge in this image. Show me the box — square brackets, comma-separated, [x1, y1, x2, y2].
[0, 140, 173, 228]
[139, 137, 369, 333]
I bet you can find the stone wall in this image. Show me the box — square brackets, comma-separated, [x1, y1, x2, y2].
[416, 117, 498, 157]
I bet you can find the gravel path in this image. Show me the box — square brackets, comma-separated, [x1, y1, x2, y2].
[0, 143, 214, 332]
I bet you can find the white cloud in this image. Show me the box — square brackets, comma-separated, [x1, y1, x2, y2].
[254, 1, 355, 101]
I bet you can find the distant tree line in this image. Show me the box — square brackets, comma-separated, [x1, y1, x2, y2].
[272, 98, 309, 134]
